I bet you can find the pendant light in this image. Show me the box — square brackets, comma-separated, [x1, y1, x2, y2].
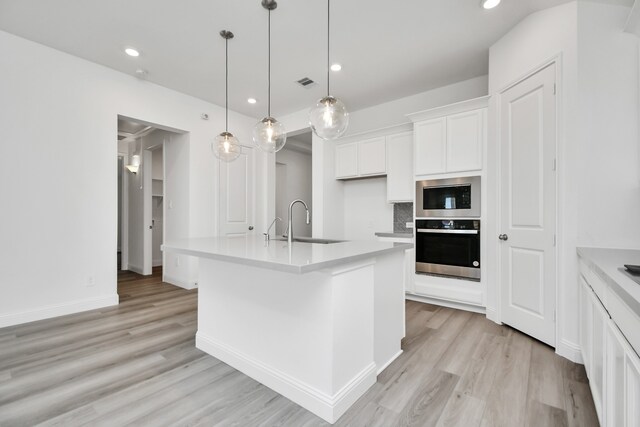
[253, 0, 287, 153]
[309, 0, 349, 140]
[212, 30, 242, 162]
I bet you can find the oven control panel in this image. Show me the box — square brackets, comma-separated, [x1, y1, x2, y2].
[415, 219, 480, 231]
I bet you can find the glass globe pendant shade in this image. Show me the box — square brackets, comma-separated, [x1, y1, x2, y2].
[253, 117, 287, 153]
[309, 96, 349, 140]
[212, 131, 241, 162]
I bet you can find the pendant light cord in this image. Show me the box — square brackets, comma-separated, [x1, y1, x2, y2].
[268, 8, 272, 118]
[327, 0, 330, 97]
[225, 36, 229, 132]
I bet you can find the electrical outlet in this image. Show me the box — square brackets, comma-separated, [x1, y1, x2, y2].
[406, 222, 414, 229]
[87, 276, 95, 287]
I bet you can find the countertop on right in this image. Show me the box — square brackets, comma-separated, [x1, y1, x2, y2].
[577, 247, 640, 317]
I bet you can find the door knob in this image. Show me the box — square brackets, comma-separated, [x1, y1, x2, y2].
[498, 234, 509, 241]
[248, 226, 254, 231]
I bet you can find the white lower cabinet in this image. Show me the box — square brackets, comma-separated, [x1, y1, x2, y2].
[580, 276, 640, 426]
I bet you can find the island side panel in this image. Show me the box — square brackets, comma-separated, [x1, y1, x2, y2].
[195, 257, 377, 424]
[374, 251, 405, 374]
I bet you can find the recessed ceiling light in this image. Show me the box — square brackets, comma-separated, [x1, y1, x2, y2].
[247, 98, 257, 104]
[481, 0, 501, 9]
[330, 63, 342, 72]
[125, 47, 140, 57]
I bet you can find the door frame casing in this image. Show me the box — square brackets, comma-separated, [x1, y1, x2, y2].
[495, 55, 563, 349]
[118, 153, 129, 271]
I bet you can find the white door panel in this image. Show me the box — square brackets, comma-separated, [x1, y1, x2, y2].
[500, 63, 557, 347]
[219, 151, 254, 237]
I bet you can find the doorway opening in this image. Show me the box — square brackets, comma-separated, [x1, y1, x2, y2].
[116, 116, 188, 293]
[275, 130, 313, 238]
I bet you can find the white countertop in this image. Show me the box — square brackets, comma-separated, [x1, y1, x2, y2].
[577, 247, 640, 318]
[374, 232, 414, 239]
[163, 236, 413, 274]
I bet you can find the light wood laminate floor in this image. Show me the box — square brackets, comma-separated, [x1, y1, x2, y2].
[0, 268, 598, 426]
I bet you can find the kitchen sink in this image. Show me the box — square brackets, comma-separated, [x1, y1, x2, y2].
[274, 237, 343, 245]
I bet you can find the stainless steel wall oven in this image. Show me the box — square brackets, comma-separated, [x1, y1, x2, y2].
[415, 219, 481, 281]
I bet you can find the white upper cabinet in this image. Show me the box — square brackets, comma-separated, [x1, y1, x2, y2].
[408, 96, 489, 177]
[335, 136, 386, 179]
[414, 118, 446, 175]
[335, 144, 359, 179]
[446, 109, 484, 173]
[358, 137, 387, 176]
[386, 131, 414, 202]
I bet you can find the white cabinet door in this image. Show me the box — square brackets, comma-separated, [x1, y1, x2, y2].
[415, 118, 446, 175]
[589, 288, 606, 422]
[626, 351, 640, 427]
[581, 279, 593, 377]
[358, 137, 386, 176]
[335, 144, 358, 179]
[386, 132, 414, 202]
[605, 321, 626, 427]
[446, 109, 484, 173]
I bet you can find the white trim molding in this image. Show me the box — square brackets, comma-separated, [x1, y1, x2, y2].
[0, 294, 119, 328]
[196, 332, 377, 424]
[163, 273, 197, 290]
[406, 293, 486, 314]
[556, 338, 583, 364]
[406, 95, 490, 123]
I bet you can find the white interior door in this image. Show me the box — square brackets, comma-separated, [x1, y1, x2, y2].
[219, 151, 254, 237]
[499, 63, 557, 347]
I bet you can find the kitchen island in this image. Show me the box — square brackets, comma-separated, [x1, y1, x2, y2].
[162, 236, 412, 424]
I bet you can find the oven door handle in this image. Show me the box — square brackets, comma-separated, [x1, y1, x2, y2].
[417, 229, 479, 235]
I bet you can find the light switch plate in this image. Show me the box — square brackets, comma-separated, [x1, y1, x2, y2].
[406, 222, 414, 228]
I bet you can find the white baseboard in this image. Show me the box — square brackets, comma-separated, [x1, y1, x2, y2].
[412, 276, 483, 306]
[485, 307, 502, 324]
[196, 332, 377, 424]
[406, 293, 486, 314]
[128, 264, 144, 275]
[557, 338, 583, 364]
[163, 273, 197, 290]
[377, 349, 403, 375]
[0, 294, 119, 328]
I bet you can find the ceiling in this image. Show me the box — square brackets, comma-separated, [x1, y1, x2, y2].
[0, 0, 574, 118]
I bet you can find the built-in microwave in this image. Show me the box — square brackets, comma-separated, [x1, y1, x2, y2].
[415, 176, 481, 218]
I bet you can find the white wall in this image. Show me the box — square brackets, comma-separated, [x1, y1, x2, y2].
[0, 30, 260, 327]
[151, 147, 164, 267]
[487, 0, 640, 361]
[275, 144, 312, 237]
[577, 0, 640, 247]
[343, 178, 393, 241]
[345, 76, 489, 137]
[127, 149, 151, 274]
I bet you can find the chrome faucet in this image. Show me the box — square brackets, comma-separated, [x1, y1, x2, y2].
[264, 217, 282, 242]
[285, 200, 310, 245]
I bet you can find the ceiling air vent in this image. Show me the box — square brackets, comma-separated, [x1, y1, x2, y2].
[296, 77, 316, 88]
